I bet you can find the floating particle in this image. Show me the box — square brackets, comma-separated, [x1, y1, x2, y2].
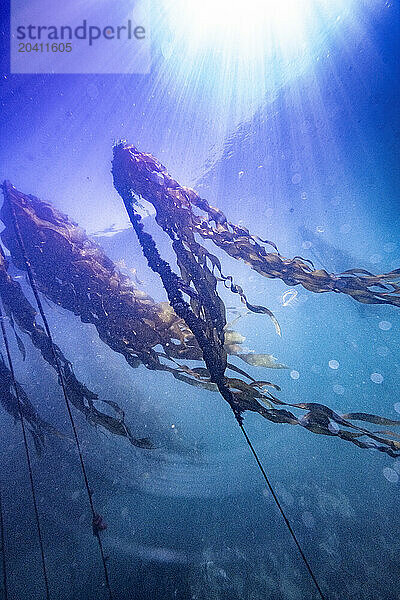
[281, 289, 298, 307]
[292, 173, 301, 184]
[370, 372, 383, 384]
[333, 384, 344, 395]
[72, 490, 80, 500]
[257, 165, 263, 169]
[379, 321, 392, 331]
[328, 420, 340, 434]
[301, 192, 307, 200]
[376, 346, 389, 357]
[340, 224, 351, 234]
[383, 467, 399, 484]
[290, 370, 300, 380]
[383, 242, 397, 253]
[394, 402, 400, 414]
[302, 241, 312, 250]
[302, 511, 315, 528]
[280, 490, 295, 506]
[238, 171, 244, 179]
[316, 226, 325, 233]
[328, 359, 339, 370]
[369, 254, 382, 264]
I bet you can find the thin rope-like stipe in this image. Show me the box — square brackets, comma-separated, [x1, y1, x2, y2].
[7, 199, 114, 600]
[0, 481, 9, 600]
[0, 306, 51, 600]
[237, 421, 327, 600]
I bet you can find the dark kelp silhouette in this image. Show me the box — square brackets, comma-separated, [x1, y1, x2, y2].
[1, 158, 400, 455]
[111, 142, 400, 456]
[112, 143, 400, 307]
[0, 235, 153, 449]
[0, 182, 279, 385]
[0, 354, 62, 454]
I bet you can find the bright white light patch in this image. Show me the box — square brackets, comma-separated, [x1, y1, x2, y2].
[158, 0, 359, 121]
[161, 0, 359, 60]
[167, 0, 334, 52]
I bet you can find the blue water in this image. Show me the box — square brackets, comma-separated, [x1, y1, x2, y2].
[0, 1, 400, 599]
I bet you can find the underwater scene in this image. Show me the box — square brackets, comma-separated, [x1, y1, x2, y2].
[0, 1, 400, 599]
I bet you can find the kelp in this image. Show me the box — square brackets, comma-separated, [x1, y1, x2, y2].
[0, 182, 279, 392]
[0, 353, 62, 454]
[0, 243, 152, 449]
[111, 142, 400, 457]
[1, 174, 400, 456]
[111, 143, 400, 308]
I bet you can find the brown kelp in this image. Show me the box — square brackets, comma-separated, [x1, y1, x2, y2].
[0, 182, 280, 392]
[112, 142, 400, 456]
[1, 177, 400, 455]
[112, 143, 400, 307]
[0, 240, 152, 449]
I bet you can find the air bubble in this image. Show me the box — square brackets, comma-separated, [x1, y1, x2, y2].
[290, 370, 300, 380]
[333, 384, 344, 395]
[302, 511, 315, 528]
[328, 360, 339, 370]
[376, 346, 389, 356]
[292, 173, 301, 184]
[393, 461, 400, 474]
[383, 242, 397, 253]
[379, 321, 392, 331]
[302, 241, 312, 250]
[369, 254, 382, 264]
[328, 421, 340, 434]
[394, 402, 400, 414]
[370, 372, 383, 384]
[280, 490, 294, 506]
[301, 192, 307, 200]
[383, 467, 399, 484]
